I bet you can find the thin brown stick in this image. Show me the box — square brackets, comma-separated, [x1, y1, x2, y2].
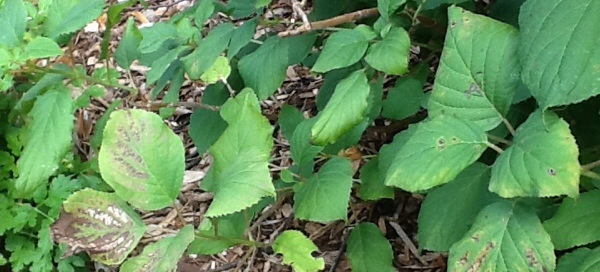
[146, 101, 220, 111]
[278, 7, 380, 37]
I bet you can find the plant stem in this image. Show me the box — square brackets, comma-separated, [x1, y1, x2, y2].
[278, 7, 379, 37]
[487, 134, 512, 146]
[582, 159, 600, 171]
[412, 0, 428, 25]
[486, 141, 504, 154]
[581, 169, 600, 181]
[147, 101, 220, 111]
[502, 117, 516, 136]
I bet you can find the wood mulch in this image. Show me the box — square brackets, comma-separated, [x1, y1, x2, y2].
[70, 0, 447, 271]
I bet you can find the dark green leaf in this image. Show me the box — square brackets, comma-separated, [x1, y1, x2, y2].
[238, 36, 289, 99]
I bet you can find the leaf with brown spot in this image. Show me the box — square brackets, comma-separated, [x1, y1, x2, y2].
[50, 189, 146, 265]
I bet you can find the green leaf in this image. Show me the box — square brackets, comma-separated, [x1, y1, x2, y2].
[359, 158, 395, 201]
[182, 23, 234, 79]
[272, 230, 325, 272]
[98, 109, 185, 211]
[15, 88, 73, 198]
[311, 70, 369, 145]
[115, 18, 142, 69]
[24, 37, 63, 59]
[0, 0, 27, 46]
[347, 223, 394, 272]
[422, 0, 470, 10]
[448, 201, 555, 272]
[385, 115, 487, 192]
[366, 76, 384, 120]
[364, 27, 410, 75]
[556, 247, 600, 272]
[189, 108, 227, 155]
[227, 18, 258, 58]
[519, 0, 600, 108]
[381, 78, 423, 120]
[202, 89, 275, 217]
[294, 157, 353, 223]
[238, 36, 289, 99]
[291, 119, 324, 178]
[284, 32, 319, 65]
[278, 104, 305, 141]
[489, 110, 579, 198]
[147, 46, 187, 86]
[377, 0, 406, 19]
[543, 190, 600, 250]
[42, 0, 105, 39]
[311, 29, 368, 73]
[139, 22, 179, 54]
[428, 6, 520, 131]
[50, 189, 146, 265]
[194, 0, 215, 26]
[418, 163, 501, 251]
[120, 225, 195, 272]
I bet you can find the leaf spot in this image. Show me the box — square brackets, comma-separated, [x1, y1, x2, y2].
[547, 168, 556, 176]
[437, 138, 446, 150]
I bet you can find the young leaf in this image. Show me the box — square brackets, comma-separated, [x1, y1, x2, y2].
[418, 163, 501, 251]
[311, 29, 369, 73]
[294, 157, 353, 223]
[543, 190, 600, 250]
[98, 109, 185, 211]
[189, 108, 227, 155]
[201, 56, 231, 84]
[519, 0, 600, 108]
[291, 119, 324, 178]
[377, 0, 406, 19]
[381, 78, 423, 120]
[115, 18, 142, 69]
[194, 0, 215, 26]
[15, 88, 73, 198]
[0, 0, 27, 46]
[227, 18, 258, 58]
[50, 189, 147, 265]
[347, 223, 394, 272]
[42, 0, 105, 39]
[202, 89, 275, 217]
[489, 110, 579, 198]
[448, 201, 555, 272]
[188, 211, 249, 255]
[359, 157, 394, 201]
[24, 37, 63, 59]
[556, 247, 600, 272]
[311, 70, 369, 145]
[428, 6, 520, 131]
[181, 23, 235, 79]
[384, 115, 487, 192]
[272, 230, 325, 272]
[120, 225, 195, 272]
[364, 27, 410, 75]
[238, 36, 289, 99]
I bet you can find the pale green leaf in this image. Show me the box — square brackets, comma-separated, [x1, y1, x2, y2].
[0, 0, 27, 46]
[238, 36, 289, 99]
[15, 88, 73, 198]
[24, 37, 63, 59]
[519, 0, 600, 108]
[201, 56, 231, 84]
[294, 157, 353, 223]
[50, 189, 146, 265]
[448, 201, 555, 272]
[98, 109, 185, 211]
[120, 225, 194, 272]
[311, 29, 368, 73]
[428, 6, 520, 131]
[384, 115, 487, 192]
[115, 18, 142, 69]
[381, 78, 422, 120]
[43, 0, 105, 39]
[364, 27, 410, 75]
[359, 157, 394, 201]
[181, 23, 234, 79]
[311, 70, 369, 145]
[273, 230, 325, 272]
[418, 163, 501, 251]
[489, 110, 579, 198]
[543, 190, 600, 250]
[377, 0, 406, 19]
[556, 247, 600, 272]
[347, 223, 394, 272]
[203, 89, 275, 217]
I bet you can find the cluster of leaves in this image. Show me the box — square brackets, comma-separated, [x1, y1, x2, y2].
[2, 0, 600, 270]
